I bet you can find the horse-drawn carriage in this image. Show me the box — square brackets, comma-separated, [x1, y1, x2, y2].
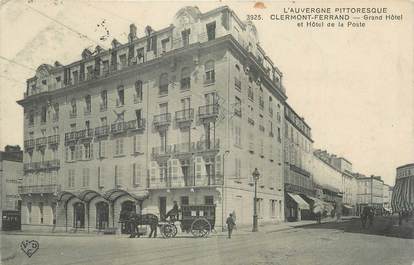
[119, 204, 215, 239]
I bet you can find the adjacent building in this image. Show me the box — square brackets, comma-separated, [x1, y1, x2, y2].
[354, 173, 385, 215]
[283, 103, 315, 221]
[17, 6, 287, 232]
[0, 145, 23, 230]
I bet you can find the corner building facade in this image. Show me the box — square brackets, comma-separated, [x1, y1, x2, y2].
[18, 6, 287, 232]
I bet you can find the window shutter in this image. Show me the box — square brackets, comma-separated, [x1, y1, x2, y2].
[136, 135, 141, 153]
[120, 138, 124, 154]
[172, 159, 178, 180]
[65, 147, 69, 162]
[102, 141, 106, 158]
[90, 143, 94, 158]
[133, 135, 136, 153]
[118, 165, 123, 186]
[67, 170, 71, 187]
[132, 163, 136, 185]
[195, 157, 202, 179]
[215, 155, 221, 183]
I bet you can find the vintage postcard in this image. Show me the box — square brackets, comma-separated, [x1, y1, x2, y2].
[0, 0, 413, 264]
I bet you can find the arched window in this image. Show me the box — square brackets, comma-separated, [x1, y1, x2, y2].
[135, 80, 143, 102]
[180, 67, 191, 90]
[73, 202, 85, 228]
[70, 98, 77, 116]
[204, 60, 215, 84]
[159, 73, 168, 95]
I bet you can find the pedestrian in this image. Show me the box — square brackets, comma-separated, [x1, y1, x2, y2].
[226, 213, 236, 239]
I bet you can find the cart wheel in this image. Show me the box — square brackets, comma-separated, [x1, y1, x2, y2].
[161, 223, 177, 238]
[191, 218, 211, 238]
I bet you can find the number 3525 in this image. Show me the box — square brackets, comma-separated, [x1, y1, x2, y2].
[247, 14, 262, 20]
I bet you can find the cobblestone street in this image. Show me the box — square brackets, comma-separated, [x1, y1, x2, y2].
[2, 217, 413, 265]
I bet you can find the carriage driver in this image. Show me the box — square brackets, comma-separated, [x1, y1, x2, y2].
[165, 201, 180, 221]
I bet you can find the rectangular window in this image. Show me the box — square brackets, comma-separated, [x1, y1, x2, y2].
[82, 168, 90, 187]
[99, 140, 106, 158]
[41, 106, 47, 123]
[39, 202, 44, 224]
[102, 60, 109, 74]
[204, 196, 214, 205]
[117, 86, 125, 106]
[115, 138, 124, 156]
[98, 166, 104, 188]
[132, 163, 141, 186]
[28, 110, 35, 126]
[115, 165, 122, 187]
[137, 48, 145, 63]
[248, 86, 254, 101]
[101, 90, 107, 110]
[119, 54, 127, 68]
[86, 65, 93, 80]
[133, 135, 142, 153]
[161, 38, 169, 53]
[85, 95, 91, 113]
[234, 96, 241, 117]
[73, 71, 79, 83]
[181, 29, 190, 47]
[206, 22, 216, 41]
[180, 196, 189, 205]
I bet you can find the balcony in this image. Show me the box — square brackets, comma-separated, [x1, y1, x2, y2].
[134, 94, 142, 104]
[126, 119, 145, 131]
[290, 164, 311, 178]
[18, 184, 61, 195]
[65, 131, 77, 144]
[84, 107, 91, 116]
[48, 135, 60, 145]
[111, 122, 128, 134]
[52, 113, 59, 122]
[69, 111, 77, 119]
[24, 139, 35, 150]
[100, 103, 107, 112]
[23, 160, 60, 172]
[35, 137, 47, 148]
[76, 129, 94, 140]
[173, 142, 195, 155]
[151, 145, 173, 160]
[153, 113, 171, 128]
[198, 104, 219, 120]
[95, 125, 109, 137]
[149, 174, 222, 189]
[175, 109, 194, 124]
[234, 77, 241, 91]
[195, 139, 220, 152]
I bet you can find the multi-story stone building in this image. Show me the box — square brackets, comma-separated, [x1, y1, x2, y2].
[283, 103, 315, 221]
[17, 6, 287, 232]
[355, 174, 384, 215]
[311, 151, 343, 214]
[382, 183, 392, 212]
[0, 145, 23, 230]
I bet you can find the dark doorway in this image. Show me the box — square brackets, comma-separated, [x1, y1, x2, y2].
[121, 201, 135, 234]
[73, 202, 85, 228]
[159, 197, 167, 221]
[96, 202, 109, 230]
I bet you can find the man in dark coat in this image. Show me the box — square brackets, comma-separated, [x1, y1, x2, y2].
[166, 201, 180, 221]
[226, 213, 236, 239]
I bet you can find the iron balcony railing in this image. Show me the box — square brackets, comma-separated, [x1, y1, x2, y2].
[24, 139, 35, 149]
[149, 174, 223, 189]
[234, 77, 241, 90]
[151, 145, 173, 158]
[195, 139, 220, 152]
[111, 122, 128, 134]
[23, 160, 60, 172]
[65, 131, 77, 143]
[95, 125, 109, 137]
[35, 137, 47, 147]
[198, 104, 219, 119]
[76, 129, 94, 139]
[48, 135, 60, 145]
[175, 109, 194, 123]
[153, 113, 171, 127]
[18, 184, 61, 194]
[125, 119, 145, 131]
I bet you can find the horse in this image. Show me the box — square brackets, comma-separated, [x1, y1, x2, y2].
[360, 206, 374, 228]
[120, 211, 159, 238]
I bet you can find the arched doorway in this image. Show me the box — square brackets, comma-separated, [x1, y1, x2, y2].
[96, 201, 109, 230]
[121, 200, 136, 234]
[73, 202, 85, 228]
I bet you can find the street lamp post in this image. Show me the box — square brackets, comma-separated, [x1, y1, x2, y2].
[252, 168, 260, 232]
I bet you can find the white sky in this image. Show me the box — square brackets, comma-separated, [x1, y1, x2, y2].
[0, 0, 413, 186]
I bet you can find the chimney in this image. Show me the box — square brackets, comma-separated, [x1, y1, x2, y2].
[128, 24, 137, 42]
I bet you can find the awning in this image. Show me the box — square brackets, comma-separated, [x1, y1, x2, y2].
[305, 195, 325, 206]
[287, 193, 310, 210]
[78, 190, 102, 203]
[343, 204, 353, 209]
[103, 189, 149, 203]
[322, 184, 341, 194]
